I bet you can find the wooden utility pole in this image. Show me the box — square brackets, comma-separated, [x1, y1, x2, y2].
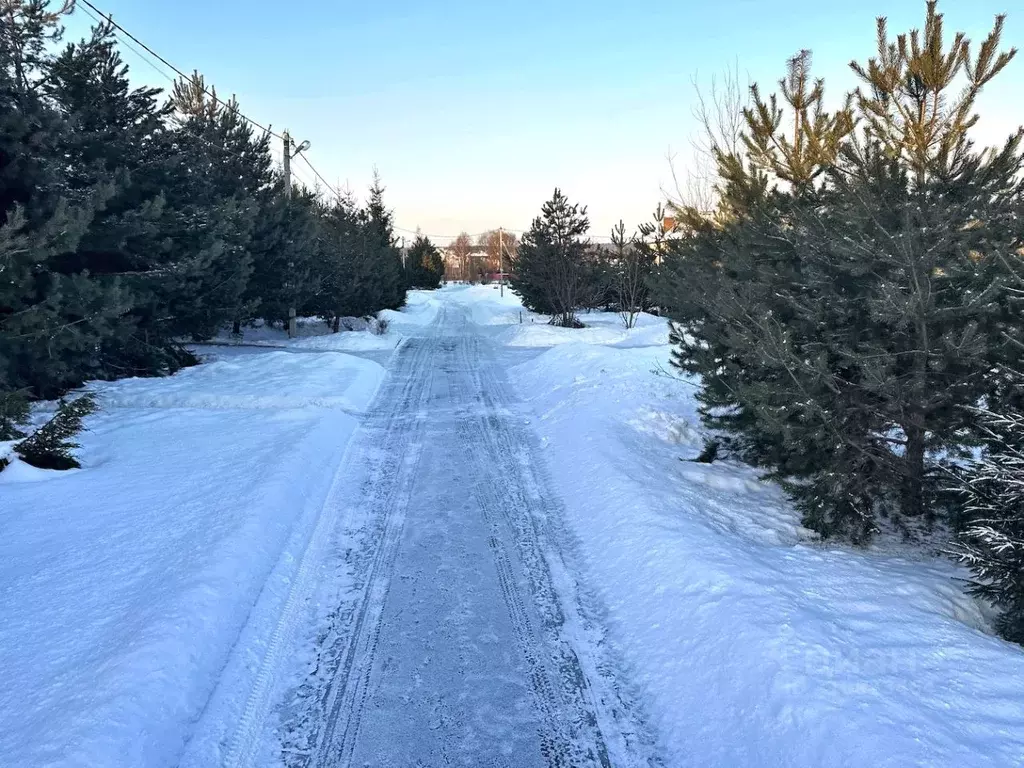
[282, 130, 297, 338]
[498, 227, 504, 297]
[282, 131, 292, 199]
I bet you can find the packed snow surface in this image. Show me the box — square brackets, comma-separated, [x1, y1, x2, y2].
[3, 283, 1023, 768]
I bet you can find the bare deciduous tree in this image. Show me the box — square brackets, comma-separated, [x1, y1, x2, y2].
[666, 61, 749, 218]
[611, 218, 655, 329]
[477, 229, 519, 276]
[449, 231, 473, 282]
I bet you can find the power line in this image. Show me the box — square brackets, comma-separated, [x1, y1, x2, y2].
[77, 3, 176, 85]
[60, 7, 285, 176]
[294, 149, 515, 239]
[290, 163, 319, 191]
[391, 224, 520, 240]
[296, 153, 344, 200]
[77, 2, 607, 242]
[78, 0, 287, 142]
[76, 2, 291, 176]
[392, 224, 465, 239]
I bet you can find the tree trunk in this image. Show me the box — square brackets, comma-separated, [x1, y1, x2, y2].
[902, 420, 927, 519]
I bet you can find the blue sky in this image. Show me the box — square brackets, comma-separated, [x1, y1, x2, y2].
[66, 0, 1023, 242]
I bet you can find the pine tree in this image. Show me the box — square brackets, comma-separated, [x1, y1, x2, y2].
[0, 1, 126, 400]
[651, 3, 1022, 540]
[833, 2, 1022, 521]
[953, 389, 1024, 643]
[44, 20, 175, 382]
[1, 3, 417, 406]
[311, 192, 364, 326]
[156, 73, 264, 341]
[305, 185, 408, 326]
[245, 185, 322, 329]
[652, 51, 861, 533]
[511, 188, 591, 327]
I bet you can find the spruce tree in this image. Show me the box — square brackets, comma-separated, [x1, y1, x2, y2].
[364, 171, 406, 311]
[511, 188, 591, 327]
[405, 234, 443, 289]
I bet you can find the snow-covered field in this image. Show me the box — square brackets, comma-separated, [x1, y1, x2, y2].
[446, 284, 1024, 767]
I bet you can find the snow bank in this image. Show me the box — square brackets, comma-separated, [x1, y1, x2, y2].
[211, 311, 404, 354]
[96, 349, 383, 414]
[499, 318, 668, 349]
[291, 330, 400, 353]
[510, 332, 1024, 766]
[212, 316, 372, 345]
[489, 304, 669, 349]
[436, 281, 671, 347]
[438, 283, 527, 326]
[380, 288, 443, 328]
[0, 347, 385, 768]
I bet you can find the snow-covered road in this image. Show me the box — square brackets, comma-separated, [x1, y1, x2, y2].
[218, 301, 657, 767]
[10, 286, 1019, 768]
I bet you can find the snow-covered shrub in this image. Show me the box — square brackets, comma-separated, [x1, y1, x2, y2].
[15, 394, 96, 470]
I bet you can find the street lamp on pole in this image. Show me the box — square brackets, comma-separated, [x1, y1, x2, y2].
[282, 132, 311, 337]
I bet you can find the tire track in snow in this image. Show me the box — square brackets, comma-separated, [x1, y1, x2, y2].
[271, 303, 659, 767]
[218, 328, 436, 768]
[313, 370, 433, 763]
[293, 321, 441, 767]
[457, 331, 660, 768]
[447, 334, 590, 767]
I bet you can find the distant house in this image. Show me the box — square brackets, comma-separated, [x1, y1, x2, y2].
[653, 215, 682, 265]
[440, 244, 492, 282]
